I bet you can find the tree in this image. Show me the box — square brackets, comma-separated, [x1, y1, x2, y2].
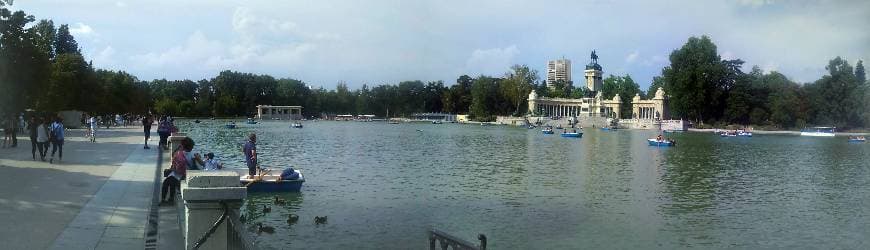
[601, 74, 641, 119]
[28, 19, 55, 60]
[54, 24, 79, 55]
[500, 64, 538, 116]
[662, 35, 736, 124]
[470, 76, 501, 121]
[856, 60, 866, 84]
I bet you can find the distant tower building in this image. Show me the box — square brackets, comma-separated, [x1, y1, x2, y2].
[585, 50, 603, 92]
[546, 58, 572, 89]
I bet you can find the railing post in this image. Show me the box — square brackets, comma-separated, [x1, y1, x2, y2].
[181, 171, 247, 250]
[168, 133, 187, 152]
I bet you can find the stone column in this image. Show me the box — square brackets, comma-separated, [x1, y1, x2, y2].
[182, 171, 247, 250]
[169, 133, 188, 152]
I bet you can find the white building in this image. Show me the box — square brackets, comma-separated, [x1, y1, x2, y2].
[546, 58, 572, 89]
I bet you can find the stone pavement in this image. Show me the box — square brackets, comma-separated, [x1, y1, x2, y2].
[0, 126, 158, 250]
[49, 141, 158, 249]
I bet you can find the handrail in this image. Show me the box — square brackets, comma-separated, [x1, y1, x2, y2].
[227, 207, 258, 250]
[192, 201, 229, 249]
[428, 228, 486, 250]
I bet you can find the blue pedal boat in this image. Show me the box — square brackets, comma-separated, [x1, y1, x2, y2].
[542, 129, 554, 134]
[848, 137, 866, 143]
[240, 170, 305, 192]
[561, 132, 582, 138]
[648, 138, 675, 147]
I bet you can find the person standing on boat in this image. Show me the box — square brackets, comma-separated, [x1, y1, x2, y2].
[244, 133, 258, 178]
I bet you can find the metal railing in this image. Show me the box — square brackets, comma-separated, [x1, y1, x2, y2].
[188, 201, 257, 250]
[429, 229, 486, 250]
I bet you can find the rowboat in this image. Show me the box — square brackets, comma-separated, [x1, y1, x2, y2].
[848, 136, 866, 143]
[240, 169, 305, 192]
[737, 131, 752, 137]
[291, 123, 303, 128]
[561, 132, 582, 138]
[542, 129, 554, 134]
[246, 118, 258, 124]
[225, 123, 237, 129]
[801, 127, 835, 137]
[648, 139, 675, 147]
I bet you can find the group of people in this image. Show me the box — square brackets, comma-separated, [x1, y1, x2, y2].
[3, 114, 66, 163]
[159, 133, 230, 205]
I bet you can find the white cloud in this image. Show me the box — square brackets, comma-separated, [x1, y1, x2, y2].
[735, 0, 776, 8]
[625, 51, 639, 63]
[94, 46, 115, 64]
[131, 7, 330, 77]
[69, 22, 94, 36]
[465, 45, 519, 76]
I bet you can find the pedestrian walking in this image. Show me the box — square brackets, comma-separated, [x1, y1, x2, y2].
[143, 115, 152, 149]
[36, 118, 50, 161]
[28, 117, 39, 160]
[50, 116, 65, 163]
[10, 114, 18, 147]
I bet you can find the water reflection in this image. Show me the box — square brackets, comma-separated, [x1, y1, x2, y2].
[178, 121, 870, 249]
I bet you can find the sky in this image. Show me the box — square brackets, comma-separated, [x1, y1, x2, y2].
[12, 0, 870, 90]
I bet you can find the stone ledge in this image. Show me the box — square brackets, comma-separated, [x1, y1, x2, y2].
[186, 171, 241, 188]
[181, 187, 247, 201]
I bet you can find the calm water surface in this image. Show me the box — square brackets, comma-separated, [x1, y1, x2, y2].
[179, 120, 870, 249]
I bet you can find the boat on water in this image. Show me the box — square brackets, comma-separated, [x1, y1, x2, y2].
[648, 138, 675, 147]
[737, 130, 753, 137]
[291, 123, 303, 128]
[246, 118, 258, 124]
[240, 169, 305, 192]
[432, 120, 443, 124]
[801, 127, 835, 137]
[663, 129, 683, 133]
[848, 136, 866, 142]
[225, 123, 237, 129]
[194, 119, 201, 124]
[560, 131, 582, 137]
[542, 127, 554, 134]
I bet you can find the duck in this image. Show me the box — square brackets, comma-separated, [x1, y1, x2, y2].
[314, 216, 328, 225]
[287, 214, 299, 225]
[256, 223, 275, 234]
[262, 205, 271, 213]
[274, 196, 286, 205]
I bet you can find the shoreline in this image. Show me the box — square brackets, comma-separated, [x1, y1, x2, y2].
[688, 128, 870, 136]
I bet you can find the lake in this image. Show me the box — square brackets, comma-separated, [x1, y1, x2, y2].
[178, 120, 870, 249]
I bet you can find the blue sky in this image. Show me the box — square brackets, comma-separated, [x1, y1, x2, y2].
[13, 0, 870, 90]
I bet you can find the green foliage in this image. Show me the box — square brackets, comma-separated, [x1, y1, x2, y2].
[54, 24, 79, 55]
[602, 74, 641, 119]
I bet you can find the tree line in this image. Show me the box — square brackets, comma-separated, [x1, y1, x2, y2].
[2, 3, 867, 128]
[659, 36, 868, 129]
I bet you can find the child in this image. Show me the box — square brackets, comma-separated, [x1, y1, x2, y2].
[203, 153, 222, 171]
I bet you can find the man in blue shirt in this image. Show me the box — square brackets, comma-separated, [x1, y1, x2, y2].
[50, 116, 65, 163]
[244, 133, 257, 178]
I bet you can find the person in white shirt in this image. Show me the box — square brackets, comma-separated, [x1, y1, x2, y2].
[203, 153, 222, 171]
[36, 118, 50, 161]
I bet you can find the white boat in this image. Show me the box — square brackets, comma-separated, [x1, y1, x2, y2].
[801, 127, 835, 137]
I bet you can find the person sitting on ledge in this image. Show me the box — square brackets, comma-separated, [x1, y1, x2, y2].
[203, 152, 222, 171]
[279, 167, 300, 180]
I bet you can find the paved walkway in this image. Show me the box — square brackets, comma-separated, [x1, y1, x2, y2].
[50, 141, 158, 249]
[0, 127, 158, 249]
